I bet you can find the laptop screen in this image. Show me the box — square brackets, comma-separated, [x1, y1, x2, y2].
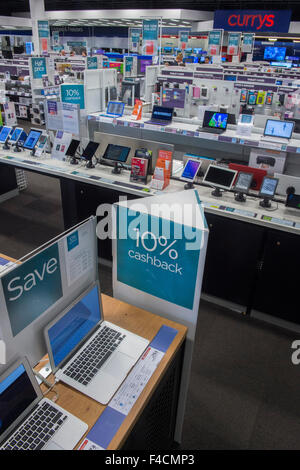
[47, 285, 101, 369]
[203, 111, 228, 130]
[151, 106, 173, 122]
[0, 363, 37, 440]
[264, 119, 294, 139]
[106, 101, 124, 116]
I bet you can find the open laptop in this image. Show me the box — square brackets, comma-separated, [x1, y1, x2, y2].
[0, 357, 88, 450]
[144, 105, 173, 126]
[100, 101, 125, 118]
[261, 119, 295, 144]
[44, 281, 149, 404]
[199, 110, 228, 135]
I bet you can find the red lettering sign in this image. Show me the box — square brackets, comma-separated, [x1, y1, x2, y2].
[227, 13, 276, 30]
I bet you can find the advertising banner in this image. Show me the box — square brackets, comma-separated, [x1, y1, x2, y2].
[227, 32, 241, 55]
[242, 33, 255, 53]
[38, 20, 49, 38]
[208, 30, 223, 56]
[112, 189, 209, 442]
[61, 83, 85, 109]
[31, 57, 47, 79]
[87, 57, 98, 70]
[214, 9, 291, 32]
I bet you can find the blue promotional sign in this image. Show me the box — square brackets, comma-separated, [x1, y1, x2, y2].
[2, 243, 63, 337]
[142, 19, 159, 41]
[179, 31, 189, 44]
[61, 84, 85, 109]
[87, 56, 98, 69]
[208, 30, 222, 46]
[26, 42, 33, 55]
[31, 57, 47, 79]
[116, 207, 201, 310]
[214, 10, 291, 32]
[38, 20, 49, 38]
[131, 28, 141, 44]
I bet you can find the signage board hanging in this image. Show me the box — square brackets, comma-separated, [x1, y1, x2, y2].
[214, 10, 291, 32]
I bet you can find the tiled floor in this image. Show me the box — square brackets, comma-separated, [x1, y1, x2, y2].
[1, 169, 300, 450]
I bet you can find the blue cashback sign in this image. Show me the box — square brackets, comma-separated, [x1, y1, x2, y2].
[116, 207, 201, 310]
[2, 243, 63, 337]
[31, 57, 47, 79]
[61, 84, 85, 109]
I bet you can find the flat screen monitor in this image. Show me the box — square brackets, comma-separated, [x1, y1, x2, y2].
[65, 139, 80, 158]
[81, 141, 99, 161]
[9, 127, 23, 144]
[228, 163, 267, 191]
[162, 88, 186, 109]
[263, 119, 294, 140]
[102, 143, 131, 163]
[203, 164, 237, 191]
[264, 46, 286, 61]
[0, 126, 12, 143]
[23, 129, 42, 150]
[203, 111, 228, 130]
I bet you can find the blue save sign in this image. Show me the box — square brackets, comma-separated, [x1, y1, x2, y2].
[61, 84, 85, 109]
[31, 57, 47, 79]
[1, 243, 63, 337]
[116, 207, 201, 310]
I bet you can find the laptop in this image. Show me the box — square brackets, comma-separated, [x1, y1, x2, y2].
[0, 357, 88, 450]
[261, 119, 295, 144]
[100, 101, 125, 118]
[44, 281, 149, 404]
[199, 111, 228, 135]
[144, 105, 173, 126]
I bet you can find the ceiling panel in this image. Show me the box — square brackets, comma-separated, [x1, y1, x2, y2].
[1, 1, 299, 21]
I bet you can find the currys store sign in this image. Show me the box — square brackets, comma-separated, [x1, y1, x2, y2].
[214, 10, 291, 32]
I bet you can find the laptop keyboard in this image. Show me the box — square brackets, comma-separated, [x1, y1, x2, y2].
[63, 326, 126, 386]
[1, 402, 67, 450]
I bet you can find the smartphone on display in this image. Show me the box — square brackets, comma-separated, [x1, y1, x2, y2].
[240, 90, 247, 103]
[34, 135, 48, 157]
[266, 92, 273, 105]
[248, 92, 257, 106]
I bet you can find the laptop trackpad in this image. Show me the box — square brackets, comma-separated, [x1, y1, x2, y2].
[44, 441, 64, 451]
[103, 352, 135, 379]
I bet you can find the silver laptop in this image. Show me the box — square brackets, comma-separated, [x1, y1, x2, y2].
[44, 281, 149, 404]
[260, 119, 294, 145]
[0, 357, 88, 450]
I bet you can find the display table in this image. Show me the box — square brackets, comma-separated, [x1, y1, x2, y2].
[1, 145, 300, 330]
[34, 293, 187, 450]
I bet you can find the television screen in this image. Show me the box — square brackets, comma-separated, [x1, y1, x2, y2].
[264, 47, 286, 61]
